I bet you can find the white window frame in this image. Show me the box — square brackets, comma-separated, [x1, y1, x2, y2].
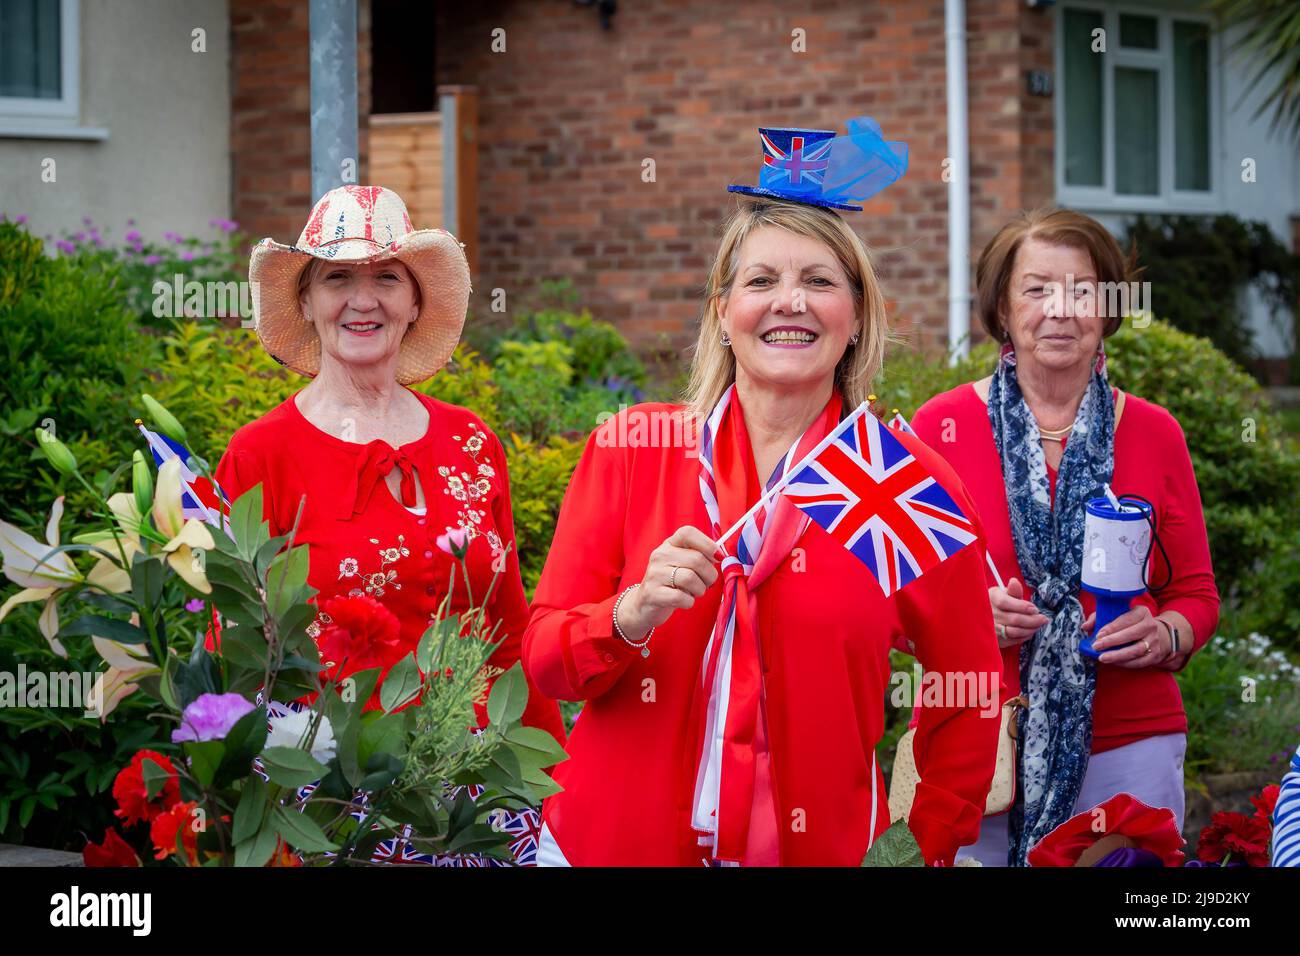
[1054, 1, 1222, 214]
[0, 0, 104, 140]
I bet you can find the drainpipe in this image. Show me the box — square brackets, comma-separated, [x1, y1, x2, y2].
[945, 0, 972, 362]
[309, 0, 359, 202]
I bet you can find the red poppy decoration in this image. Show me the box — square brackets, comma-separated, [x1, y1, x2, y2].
[1250, 784, 1280, 825]
[83, 827, 141, 867]
[1028, 792, 1186, 867]
[1197, 811, 1272, 867]
[149, 800, 202, 864]
[112, 750, 182, 826]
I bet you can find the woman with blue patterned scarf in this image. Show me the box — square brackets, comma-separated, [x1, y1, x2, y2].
[911, 208, 1220, 866]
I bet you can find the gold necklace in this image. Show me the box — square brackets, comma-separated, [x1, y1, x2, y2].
[1037, 422, 1073, 442]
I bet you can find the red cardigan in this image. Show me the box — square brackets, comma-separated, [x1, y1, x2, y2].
[523, 404, 1004, 866]
[213, 389, 565, 743]
[911, 383, 1219, 753]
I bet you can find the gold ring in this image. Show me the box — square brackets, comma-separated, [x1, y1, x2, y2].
[1142, 639, 1151, 654]
[669, 566, 680, 589]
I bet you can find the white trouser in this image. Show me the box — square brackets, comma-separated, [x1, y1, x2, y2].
[957, 731, 1187, 867]
[535, 821, 573, 867]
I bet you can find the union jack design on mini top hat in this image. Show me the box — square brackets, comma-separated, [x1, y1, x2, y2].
[249, 185, 471, 385]
[728, 116, 909, 212]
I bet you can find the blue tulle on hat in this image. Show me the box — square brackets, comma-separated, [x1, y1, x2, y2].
[728, 116, 909, 212]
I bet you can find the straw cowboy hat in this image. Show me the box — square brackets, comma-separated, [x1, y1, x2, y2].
[249, 185, 470, 384]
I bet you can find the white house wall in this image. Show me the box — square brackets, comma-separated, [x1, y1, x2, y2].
[0, 0, 231, 248]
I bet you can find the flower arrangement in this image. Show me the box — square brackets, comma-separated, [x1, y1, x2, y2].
[1, 397, 567, 866]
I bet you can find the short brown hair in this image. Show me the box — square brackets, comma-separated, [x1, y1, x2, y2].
[975, 207, 1139, 343]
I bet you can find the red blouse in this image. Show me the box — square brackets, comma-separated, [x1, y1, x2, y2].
[213, 389, 565, 742]
[523, 404, 1005, 866]
[910, 384, 1220, 754]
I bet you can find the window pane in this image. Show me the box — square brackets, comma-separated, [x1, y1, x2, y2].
[1119, 14, 1159, 50]
[0, 0, 62, 99]
[1174, 21, 1210, 191]
[1114, 67, 1159, 195]
[1063, 9, 1104, 187]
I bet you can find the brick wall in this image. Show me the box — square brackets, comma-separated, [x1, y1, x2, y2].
[229, 0, 371, 247]
[432, 0, 1056, 354]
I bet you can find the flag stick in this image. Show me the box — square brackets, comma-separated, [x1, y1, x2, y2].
[984, 551, 1005, 590]
[713, 402, 870, 551]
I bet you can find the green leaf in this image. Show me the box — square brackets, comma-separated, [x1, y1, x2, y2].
[172, 648, 223, 711]
[141, 757, 171, 801]
[266, 545, 311, 618]
[379, 653, 421, 713]
[357, 712, 406, 771]
[183, 740, 225, 789]
[504, 725, 570, 769]
[357, 752, 405, 792]
[228, 484, 268, 561]
[447, 822, 508, 855]
[861, 819, 924, 867]
[261, 746, 328, 789]
[129, 552, 165, 611]
[57, 614, 147, 645]
[273, 805, 339, 853]
[234, 823, 278, 868]
[254, 534, 289, 578]
[486, 661, 528, 726]
[214, 703, 268, 787]
[231, 776, 267, 845]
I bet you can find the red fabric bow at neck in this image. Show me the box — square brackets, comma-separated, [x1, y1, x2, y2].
[352, 440, 419, 515]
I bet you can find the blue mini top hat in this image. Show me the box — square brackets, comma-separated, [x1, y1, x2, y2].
[728, 116, 909, 212]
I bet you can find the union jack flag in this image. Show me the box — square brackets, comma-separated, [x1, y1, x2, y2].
[761, 131, 833, 189]
[781, 405, 976, 597]
[136, 422, 230, 529]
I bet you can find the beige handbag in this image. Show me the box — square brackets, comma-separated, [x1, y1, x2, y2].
[887, 695, 1027, 822]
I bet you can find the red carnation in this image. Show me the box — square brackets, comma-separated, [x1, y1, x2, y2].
[112, 750, 181, 826]
[1250, 784, 1280, 825]
[1197, 811, 1272, 867]
[318, 594, 404, 678]
[150, 800, 201, 864]
[83, 827, 141, 867]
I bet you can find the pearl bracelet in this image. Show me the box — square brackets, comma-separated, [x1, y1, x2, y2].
[612, 583, 653, 658]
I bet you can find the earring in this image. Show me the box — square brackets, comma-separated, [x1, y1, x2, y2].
[720, 330, 731, 347]
[849, 331, 860, 346]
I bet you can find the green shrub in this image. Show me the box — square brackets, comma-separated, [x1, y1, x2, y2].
[0, 222, 159, 529]
[1120, 213, 1300, 374]
[1105, 320, 1300, 612]
[504, 434, 586, 593]
[1177, 632, 1300, 780]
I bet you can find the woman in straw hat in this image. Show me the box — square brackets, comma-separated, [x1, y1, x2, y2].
[523, 119, 1003, 866]
[215, 185, 565, 865]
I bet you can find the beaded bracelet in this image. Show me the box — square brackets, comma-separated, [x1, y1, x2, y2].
[612, 583, 653, 658]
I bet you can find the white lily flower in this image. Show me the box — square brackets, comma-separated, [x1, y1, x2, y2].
[162, 519, 214, 594]
[0, 496, 80, 589]
[152, 458, 186, 540]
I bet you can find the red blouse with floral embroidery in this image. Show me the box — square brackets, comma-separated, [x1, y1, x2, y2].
[213, 388, 565, 742]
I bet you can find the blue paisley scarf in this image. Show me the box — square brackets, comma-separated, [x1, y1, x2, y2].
[988, 343, 1115, 866]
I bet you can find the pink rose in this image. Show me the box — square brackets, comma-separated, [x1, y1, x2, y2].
[436, 527, 470, 559]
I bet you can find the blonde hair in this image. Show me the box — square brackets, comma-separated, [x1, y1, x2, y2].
[684, 199, 889, 421]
